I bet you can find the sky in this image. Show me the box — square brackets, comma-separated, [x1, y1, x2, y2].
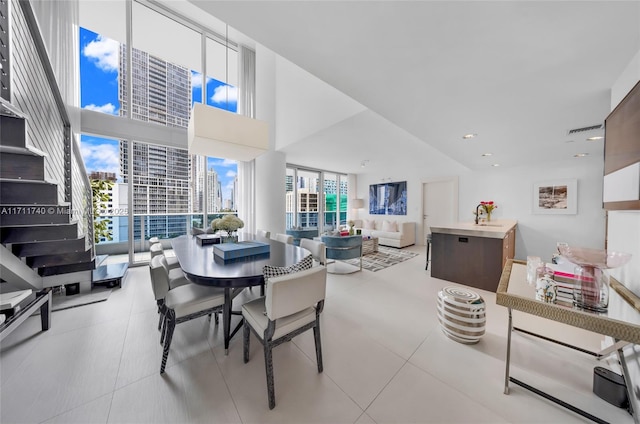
[79, 27, 238, 201]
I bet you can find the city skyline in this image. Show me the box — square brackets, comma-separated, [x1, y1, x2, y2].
[79, 26, 238, 202]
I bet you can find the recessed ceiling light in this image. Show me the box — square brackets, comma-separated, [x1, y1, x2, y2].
[586, 136, 604, 141]
[481, 153, 492, 157]
[574, 153, 589, 158]
[492, 164, 500, 167]
[462, 133, 477, 139]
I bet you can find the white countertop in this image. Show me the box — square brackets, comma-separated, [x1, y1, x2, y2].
[430, 219, 517, 239]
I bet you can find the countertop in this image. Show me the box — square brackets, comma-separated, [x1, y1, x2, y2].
[430, 219, 517, 239]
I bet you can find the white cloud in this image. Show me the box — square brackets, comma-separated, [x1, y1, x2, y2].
[225, 170, 237, 178]
[191, 73, 203, 88]
[83, 35, 119, 72]
[210, 85, 238, 104]
[84, 103, 118, 115]
[191, 74, 213, 89]
[81, 142, 120, 178]
[209, 158, 237, 167]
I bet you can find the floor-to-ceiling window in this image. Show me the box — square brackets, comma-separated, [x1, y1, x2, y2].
[286, 165, 348, 234]
[79, 2, 245, 264]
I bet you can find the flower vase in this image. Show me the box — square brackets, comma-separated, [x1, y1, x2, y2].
[224, 232, 238, 243]
[349, 226, 354, 236]
[486, 212, 491, 222]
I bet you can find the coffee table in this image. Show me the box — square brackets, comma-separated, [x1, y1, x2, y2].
[362, 237, 379, 255]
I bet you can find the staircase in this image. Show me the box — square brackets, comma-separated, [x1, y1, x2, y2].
[0, 107, 94, 292]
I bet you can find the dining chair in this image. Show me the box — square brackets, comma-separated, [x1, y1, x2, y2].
[300, 238, 326, 266]
[148, 255, 191, 332]
[274, 233, 293, 244]
[149, 256, 226, 374]
[242, 265, 327, 409]
[150, 243, 180, 270]
[257, 229, 271, 239]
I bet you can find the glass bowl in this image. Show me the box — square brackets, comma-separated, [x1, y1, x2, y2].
[558, 245, 632, 269]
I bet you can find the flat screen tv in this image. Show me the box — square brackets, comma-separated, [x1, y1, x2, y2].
[369, 181, 407, 215]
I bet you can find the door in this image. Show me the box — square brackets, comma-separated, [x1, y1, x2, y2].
[423, 179, 457, 245]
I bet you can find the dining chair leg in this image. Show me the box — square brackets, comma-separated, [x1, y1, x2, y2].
[161, 310, 176, 374]
[160, 315, 166, 345]
[264, 342, 276, 409]
[243, 320, 250, 363]
[313, 321, 324, 373]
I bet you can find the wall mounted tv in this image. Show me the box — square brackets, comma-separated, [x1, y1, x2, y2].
[369, 181, 407, 215]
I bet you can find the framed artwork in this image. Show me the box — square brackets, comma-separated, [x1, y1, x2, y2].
[369, 181, 407, 215]
[532, 179, 577, 214]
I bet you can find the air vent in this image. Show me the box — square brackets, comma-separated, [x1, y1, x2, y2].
[566, 124, 603, 135]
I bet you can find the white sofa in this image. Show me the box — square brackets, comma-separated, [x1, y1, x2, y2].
[353, 219, 415, 248]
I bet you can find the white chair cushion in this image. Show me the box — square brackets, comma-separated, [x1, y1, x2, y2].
[165, 256, 181, 270]
[168, 268, 190, 289]
[242, 297, 316, 340]
[165, 284, 225, 319]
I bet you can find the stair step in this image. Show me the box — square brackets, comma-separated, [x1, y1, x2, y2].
[12, 238, 86, 257]
[0, 115, 27, 149]
[28, 249, 92, 269]
[0, 152, 45, 180]
[0, 204, 71, 226]
[1, 223, 78, 243]
[0, 180, 58, 204]
[39, 259, 95, 277]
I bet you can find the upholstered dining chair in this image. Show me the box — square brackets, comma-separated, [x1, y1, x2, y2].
[149, 243, 180, 270]
[274, 233, 294, 244]
[242, 265, 327, 409]
[257, 229, 271, 239]
[321, 235, 363, 274]
[300, 238, 326, 266]
[149, 256, 226, 374]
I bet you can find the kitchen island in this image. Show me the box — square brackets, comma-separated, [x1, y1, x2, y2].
[430, 220, 517, 292]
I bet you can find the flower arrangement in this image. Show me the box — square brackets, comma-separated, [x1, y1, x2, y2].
[480, 201, 497, 221]
[211, 215, 245, 236]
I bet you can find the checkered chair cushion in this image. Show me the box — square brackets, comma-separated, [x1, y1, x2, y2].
[263, 255, 313, 282]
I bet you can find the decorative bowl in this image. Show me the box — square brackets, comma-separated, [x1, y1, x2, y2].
[558, 245, 632, 269]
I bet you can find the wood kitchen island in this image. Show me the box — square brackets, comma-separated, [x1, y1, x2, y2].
[430, 220, 517, 292]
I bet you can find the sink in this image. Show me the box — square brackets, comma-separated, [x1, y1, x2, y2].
[473, 224, 503, 227]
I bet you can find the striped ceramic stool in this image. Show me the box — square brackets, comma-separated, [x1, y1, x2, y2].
[437, 286, 486, 344]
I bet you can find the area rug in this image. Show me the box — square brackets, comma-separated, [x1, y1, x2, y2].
[342, 246, 419, 272]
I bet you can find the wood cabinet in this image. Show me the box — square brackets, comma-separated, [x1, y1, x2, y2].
[603, 79, 640, 211]
[431, 226, 516, 293]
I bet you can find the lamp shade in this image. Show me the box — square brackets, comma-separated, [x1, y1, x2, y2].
[352, 198, 364, 209]
[188, 103, 268, 161]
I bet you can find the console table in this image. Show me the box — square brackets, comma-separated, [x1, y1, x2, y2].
[497, 259, 640, 423]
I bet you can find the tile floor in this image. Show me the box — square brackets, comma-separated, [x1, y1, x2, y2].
[0, 245, 634, 423]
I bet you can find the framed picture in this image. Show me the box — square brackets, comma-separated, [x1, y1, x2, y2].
[369, 181, 407, 215]
[532, 179, 577, 214]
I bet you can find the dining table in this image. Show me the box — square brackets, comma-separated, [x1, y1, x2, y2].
[171, 232, 308, 354]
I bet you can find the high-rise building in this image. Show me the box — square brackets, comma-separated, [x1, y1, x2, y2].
[206, 167, 219, 213]
[118, 45, 193, 239]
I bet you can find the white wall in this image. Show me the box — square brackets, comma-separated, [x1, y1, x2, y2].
[355, 155, 606, 262]
[608, 48, 640, 299]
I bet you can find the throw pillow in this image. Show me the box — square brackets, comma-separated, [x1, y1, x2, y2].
[364, 219, 375, 230]
[263, 254, 313, 282]
[382, 220, 398, 232]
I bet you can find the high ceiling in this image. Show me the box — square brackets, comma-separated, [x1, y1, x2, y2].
[186, 1, 640, 174]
